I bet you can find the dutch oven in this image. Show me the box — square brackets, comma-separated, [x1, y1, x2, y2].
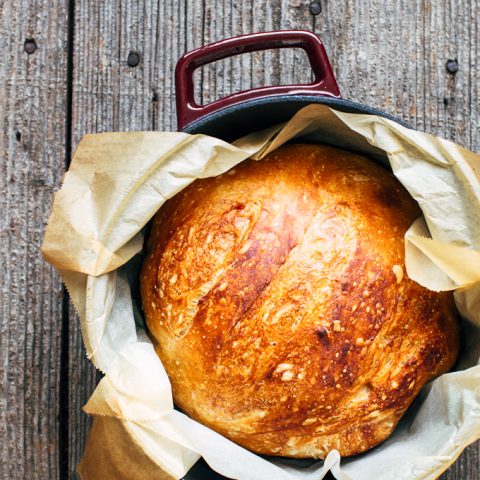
[173, 30, 410, 480]
[175, 30, 410, 138]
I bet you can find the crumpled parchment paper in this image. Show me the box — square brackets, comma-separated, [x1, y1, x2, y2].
[42, 104, 480, 480]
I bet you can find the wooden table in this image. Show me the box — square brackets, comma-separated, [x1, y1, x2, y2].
[1, 1, 479, 478]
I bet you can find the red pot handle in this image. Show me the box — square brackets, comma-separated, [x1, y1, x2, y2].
[175, 30, 341, 130]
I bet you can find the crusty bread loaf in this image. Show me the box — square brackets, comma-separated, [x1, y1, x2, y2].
[140, 144, 459, 458]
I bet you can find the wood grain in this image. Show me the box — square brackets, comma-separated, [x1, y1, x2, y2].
[0, 0, 478, 478]
[68, 0, 169, 473]
[0, 0, 69, 478]
[313, 0, 480, 149]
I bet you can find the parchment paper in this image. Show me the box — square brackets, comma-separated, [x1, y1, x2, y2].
[42, 105, 480, 480]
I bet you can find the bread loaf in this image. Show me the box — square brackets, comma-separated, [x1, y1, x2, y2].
[140, 144, 459, 458]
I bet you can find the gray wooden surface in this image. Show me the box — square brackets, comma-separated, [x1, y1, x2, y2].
[1, 1, 479, 479]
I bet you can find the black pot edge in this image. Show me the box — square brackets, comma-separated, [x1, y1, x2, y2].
[182, 95, 412, 136]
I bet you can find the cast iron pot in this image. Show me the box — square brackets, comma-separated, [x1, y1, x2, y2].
[174, 30, 409, 479]
[176, 30, 410, 139]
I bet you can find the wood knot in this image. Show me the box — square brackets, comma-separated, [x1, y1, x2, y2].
[24, 39, 37, 54]
[310, 1, 321, 15]
[446, 59, 458, 75]
[127, 51, 141, 67]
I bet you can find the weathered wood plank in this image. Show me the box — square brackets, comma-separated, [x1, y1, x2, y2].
[69, 1, 479, 479]
[69, 0, 182, 475]
[0, 0, 69, 478]
[67, 300, 99, 479]
[313, 0, 480, 150]
[198, 0, 315, 105]
[442, 443, 480, 480]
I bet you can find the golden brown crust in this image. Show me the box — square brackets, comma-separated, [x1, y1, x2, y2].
[140, 144, 460, 458]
